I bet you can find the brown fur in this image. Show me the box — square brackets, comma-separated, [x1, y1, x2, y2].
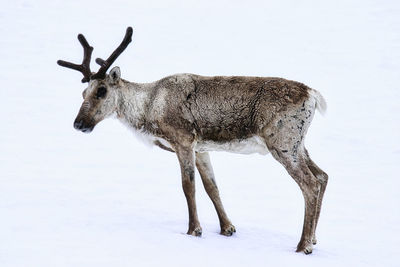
[141, 75, 309, 144]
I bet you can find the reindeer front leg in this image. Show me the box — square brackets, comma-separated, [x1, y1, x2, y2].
[175, 145, 202, 236]
[195, 152, 235, 236]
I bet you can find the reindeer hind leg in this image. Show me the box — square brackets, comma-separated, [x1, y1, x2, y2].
[266, 140, 321, 254]
[304, 149, 328, 245]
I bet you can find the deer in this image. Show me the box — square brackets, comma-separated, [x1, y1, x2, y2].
[57, 27, 328, 254]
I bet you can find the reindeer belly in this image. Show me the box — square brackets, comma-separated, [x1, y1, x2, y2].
[130, 124, 269, 155]
[195, 136, 269, 155]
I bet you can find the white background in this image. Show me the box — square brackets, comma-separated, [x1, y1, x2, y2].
[1, 0, 399, 266]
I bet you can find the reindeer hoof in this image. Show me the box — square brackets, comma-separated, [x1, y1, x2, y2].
[296, 240, 313, 254]
[221, 224, 236, 236]
[312, 236, 317, 245]
[187, 227, 202, 237]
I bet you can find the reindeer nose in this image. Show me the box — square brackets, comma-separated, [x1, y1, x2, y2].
[74, 119, 84, 130]
[74, 118, 94, 133]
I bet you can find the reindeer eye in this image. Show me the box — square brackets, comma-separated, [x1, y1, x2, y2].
[96, 86, 107, 99]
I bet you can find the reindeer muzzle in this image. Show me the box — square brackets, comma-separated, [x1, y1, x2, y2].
[73, 118, 94, 133]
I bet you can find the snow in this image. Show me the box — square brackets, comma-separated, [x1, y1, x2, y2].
[1, 0, 399, 266]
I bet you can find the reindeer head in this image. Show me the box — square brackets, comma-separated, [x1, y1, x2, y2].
[57, 27, 133, 133]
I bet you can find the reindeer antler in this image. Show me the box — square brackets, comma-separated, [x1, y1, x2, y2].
[57, 27, 133, 83]
[91, 27, 133, 80]
[57, 34, 93, 83]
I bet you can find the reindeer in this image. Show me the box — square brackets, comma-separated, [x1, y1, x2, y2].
[57, 27, 328, 254]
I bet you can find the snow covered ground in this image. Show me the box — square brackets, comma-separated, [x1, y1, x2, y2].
[1, 0, 399, 266]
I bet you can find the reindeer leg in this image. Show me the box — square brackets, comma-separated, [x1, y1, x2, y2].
[294, 167, 321, 255]
[175, 145, 202, 236]
[195, 152, 235, 236]
[304, 149, 328, 245]
[267, 144, 321, 254]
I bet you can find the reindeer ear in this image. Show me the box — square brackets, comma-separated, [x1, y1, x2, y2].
[109, 66, 121, 84]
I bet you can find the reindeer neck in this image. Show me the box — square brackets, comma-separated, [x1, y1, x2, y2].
[116, 80, 153, 130]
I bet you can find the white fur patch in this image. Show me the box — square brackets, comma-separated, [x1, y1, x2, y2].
[195, 136, 269, 155]
[309, 89, 327, 115]
[120, 119, 269, 156]
[119, 118, 154, 146]
[119, 119, 173, 150]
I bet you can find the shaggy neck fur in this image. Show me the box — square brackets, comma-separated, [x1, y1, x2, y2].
[116, 80, 152, 130]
